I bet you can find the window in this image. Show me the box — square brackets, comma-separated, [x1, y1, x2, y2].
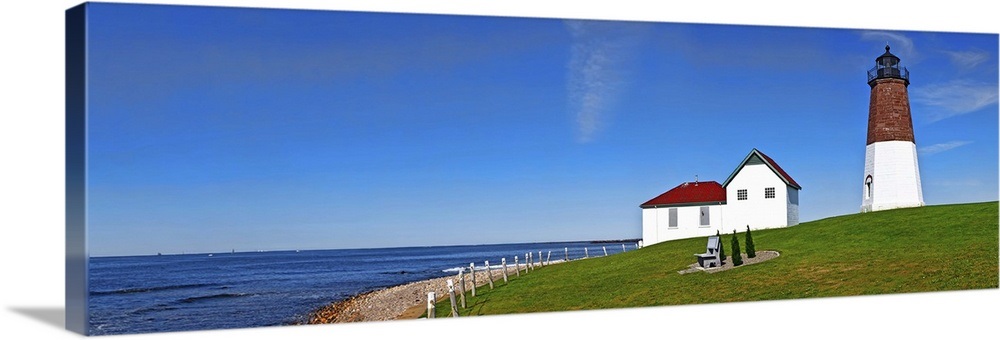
[865, 175, 873, 199]
[668, 208, 678, 228]
[700, 207, 710, 226]
[765, 187, 775, 199]
[737, 189, 747, 200]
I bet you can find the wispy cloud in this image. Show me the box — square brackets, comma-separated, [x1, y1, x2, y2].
[911, 80, 999, 122]
[565, 20, 647, 143]
[860, 31, 916, 59]
[918, 140, 972, 155]
[943, 49, 990, 70]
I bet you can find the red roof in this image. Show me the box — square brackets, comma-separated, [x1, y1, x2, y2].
[721, 149, 801, 190]
[755, 150, 801, 189]
[640, 181, 726, 208]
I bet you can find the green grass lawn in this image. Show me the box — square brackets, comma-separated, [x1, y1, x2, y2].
[430, 201, 998, 317]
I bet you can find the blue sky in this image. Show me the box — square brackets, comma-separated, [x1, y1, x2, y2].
[84, 3, 998, 256]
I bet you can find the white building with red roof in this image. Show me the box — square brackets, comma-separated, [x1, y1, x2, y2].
[640, 149, 801, 246]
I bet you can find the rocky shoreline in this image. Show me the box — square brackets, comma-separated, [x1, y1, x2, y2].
[305, 262, 560, 324]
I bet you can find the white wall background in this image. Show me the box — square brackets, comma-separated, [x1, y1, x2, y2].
[1, 2, 996, 340]
[642, 204, 724, 245]
[725, 163, 792, 230]
[787, 186, 800, 226]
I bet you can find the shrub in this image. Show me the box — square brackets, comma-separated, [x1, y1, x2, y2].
[731, 230, 743, 266]
[745, 225, 756, 258]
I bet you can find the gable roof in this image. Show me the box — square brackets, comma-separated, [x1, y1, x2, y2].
[721, 148, 801, 190]
[640, 181, 726, 208]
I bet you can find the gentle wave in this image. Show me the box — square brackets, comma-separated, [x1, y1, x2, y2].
[90, 283, 216, 296]
[177, 293, 254, 304]
[131, 304, 178, 315]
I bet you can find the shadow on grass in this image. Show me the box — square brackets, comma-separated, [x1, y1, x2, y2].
[465, 294, 492, 316]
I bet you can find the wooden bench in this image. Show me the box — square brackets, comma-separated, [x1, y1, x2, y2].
[694, 235, 722, 268]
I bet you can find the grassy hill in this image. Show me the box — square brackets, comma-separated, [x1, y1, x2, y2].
[431, 201, 998, 317]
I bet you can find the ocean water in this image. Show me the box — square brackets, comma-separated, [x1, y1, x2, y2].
[87, 241, 637, 335]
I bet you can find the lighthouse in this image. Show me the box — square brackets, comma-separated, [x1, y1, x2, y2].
[861, 45, 924, 212]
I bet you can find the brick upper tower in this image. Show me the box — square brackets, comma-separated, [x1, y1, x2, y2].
[867, 45, 915, 144]
[861, 45, 924, 212]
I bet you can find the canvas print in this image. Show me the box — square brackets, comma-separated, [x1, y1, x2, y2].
[65, 1, 999, 336]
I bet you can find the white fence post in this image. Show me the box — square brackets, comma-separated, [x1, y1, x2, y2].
[501, 258, 508, 283]
[565, 247, 569, 261]
[485, 260, 494, 289]
[584, 247, 589, 258]
[514, 256, 520, 277]
[603, 246, 608, 256]
[622, 244, 626, 253]
[469, 262, 476, 297]
[538, 251, 543, 267]
[447, 280, 459, 317]
[427, 291, 436, 319]
[458, 268, 466, 308]
[546, 251, 551, 266]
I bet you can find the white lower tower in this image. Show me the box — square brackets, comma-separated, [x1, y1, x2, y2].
[861, 45, 924, 212]
[862, 141, 923, 212]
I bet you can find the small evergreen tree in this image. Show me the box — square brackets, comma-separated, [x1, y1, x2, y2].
[745, 225, 756, 258]
[716, 230, 725, 264]
[731, 230, 743, 266]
